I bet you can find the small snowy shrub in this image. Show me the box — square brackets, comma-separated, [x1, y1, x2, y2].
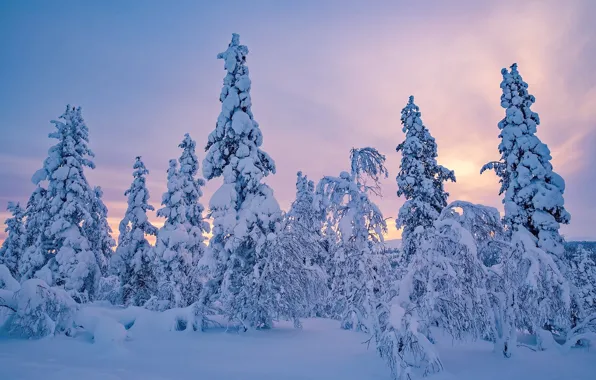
[3, 279, 78, 338]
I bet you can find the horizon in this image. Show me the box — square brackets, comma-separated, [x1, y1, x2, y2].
[1, 0, 595, 244]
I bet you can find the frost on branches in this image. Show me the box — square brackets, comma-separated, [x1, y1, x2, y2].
[0, 202, 26, 279]
[111, 157, 158, 306]
[31, 106, 103, 302]
[481, 64, 570, 258]
[317, 148, 388, 333]
[199, 34, 282, 329]
[151, 159, 193, 311]
[396, 96, 455, 262]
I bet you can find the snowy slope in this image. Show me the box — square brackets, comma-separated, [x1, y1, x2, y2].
[1, 317, 595, 380]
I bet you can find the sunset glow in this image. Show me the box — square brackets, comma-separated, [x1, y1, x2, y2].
[0, 0, 594, 244]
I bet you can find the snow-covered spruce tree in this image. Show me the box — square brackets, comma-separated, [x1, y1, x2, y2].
[481, 63, 570, 258]
[199, 34, 282, 329]
[288, 171, 326, 267]
[0, 202, 26, 279]
[396, 96, 455, 263]
[18, 187, 50, 280]
[317, 148, 389, 333]
[84, 186, 115, 276]
[31, 105, 102, 302]
[149, 159, 193, 311]
[177, 133, 210, 304]
[481, 64, 571, 347]
[111, 156, 158, 306]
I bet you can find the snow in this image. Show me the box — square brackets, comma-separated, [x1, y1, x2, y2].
[0, 315, 594, 380]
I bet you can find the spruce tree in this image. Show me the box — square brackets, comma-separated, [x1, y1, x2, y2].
[288, 171, 325, 267]
[31, 105, 102, 302]
[481, 63, 570, 257]
[111, 156, 158, 306]
[151, 159, 193, 310]
[396, 96, 455, 262]
[0, 202, 26, 279]
[177, 134, 210, 304]
[200, 34, 282, 329]
[482, 64, 571, 354]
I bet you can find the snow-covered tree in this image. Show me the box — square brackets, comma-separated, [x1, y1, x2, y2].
[481, 64, 572, 347]
[1, 278, 78, 339]
[317, 148, 389, 333]
[481, 63, 570, 258]
[241, 220, 328, 329]
[566, 245, 596, 327]
[18, 187, 50, 280]
[288, 171, 321, 233]
[495, 229, 570, 355]
[199, 34, 282, 329]
[177, 134, 210, 304]
[31, 105, 102, 302]
[439, 201, 508, 267]
[377, 301, 443, 380]
[288, 171, 326, 267]
[0, 202, 26, 279]
[396, 96, 455, 263]
[84, 186, 115, 276]
[151, 159, 193, 310]
[111, 156, 158, 306]
[377, 203, 496, 379]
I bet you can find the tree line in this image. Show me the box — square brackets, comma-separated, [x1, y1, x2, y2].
[1, 34, 595, 380]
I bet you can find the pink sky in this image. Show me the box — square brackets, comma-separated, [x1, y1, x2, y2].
[0, 0, 595, 244]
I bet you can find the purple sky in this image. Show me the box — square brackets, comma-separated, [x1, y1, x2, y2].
[1, 0, 595, 243]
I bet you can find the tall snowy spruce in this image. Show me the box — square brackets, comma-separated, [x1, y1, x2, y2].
[482, 64, 571, 354]
[396, 96, 455, 262]
[0, 202, 26, 279]
[150, 159, 193, 311]
[31, 105, 104, 302]
[177, 133, 210, 302]
[481, 63, 570, 256]
[317, 148, 389, 333]
[200, 34, 282, 329]
[111, 157, 158, 306]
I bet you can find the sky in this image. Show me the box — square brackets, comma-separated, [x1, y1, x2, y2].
[0, 0, 595, 244]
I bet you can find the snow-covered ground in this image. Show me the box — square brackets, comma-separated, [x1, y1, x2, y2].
[1, 316, 594, 380]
